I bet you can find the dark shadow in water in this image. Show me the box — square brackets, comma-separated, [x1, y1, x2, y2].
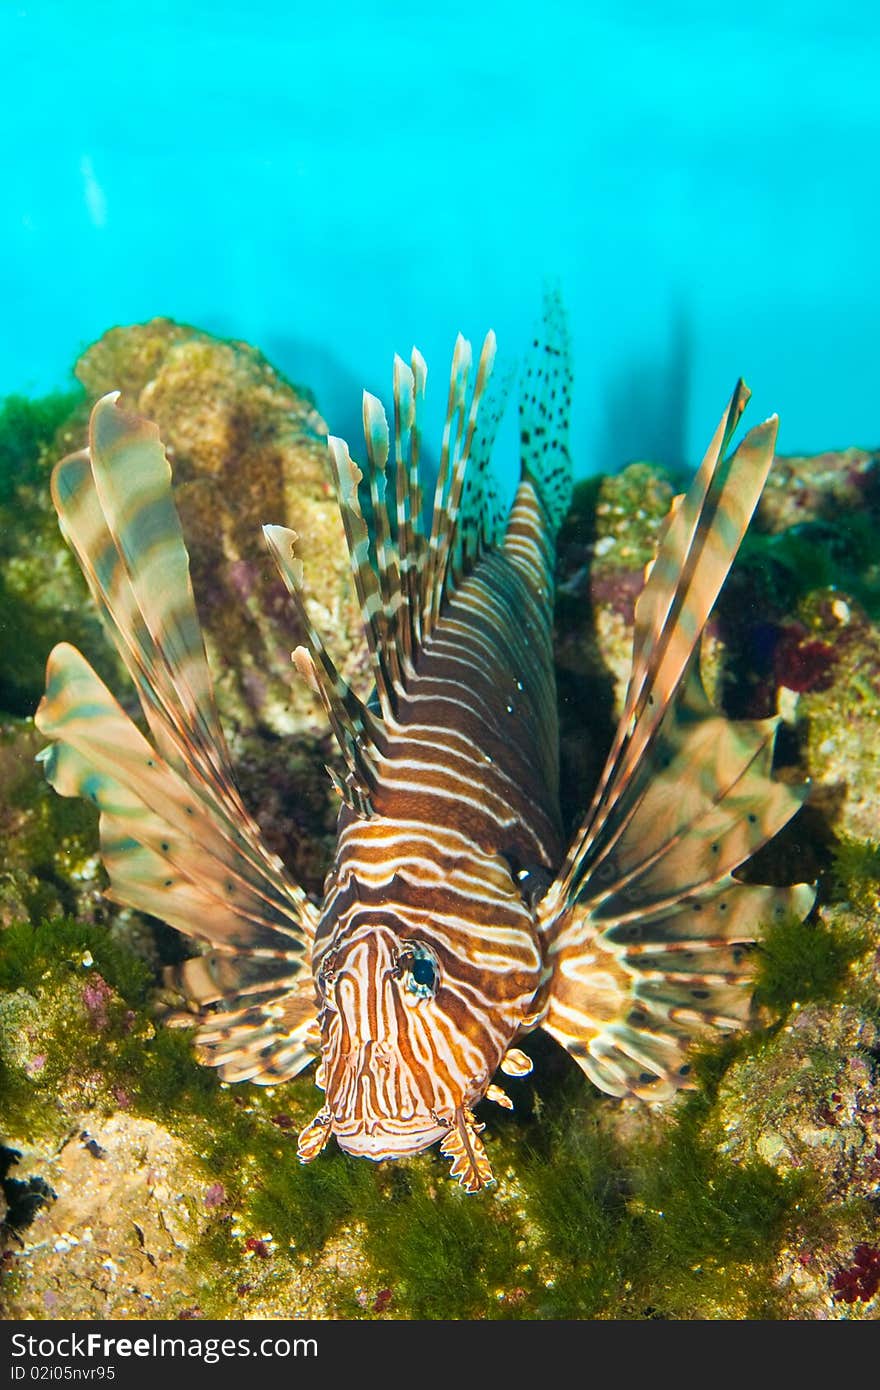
[260, 333, 370, 454]
[553, 486, 620, 840]
[554, 310, 692, 835]
[262, 330, 441, 505]
[593, 304, 692, 474]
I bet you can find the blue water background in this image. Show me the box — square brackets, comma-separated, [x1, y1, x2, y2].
[2, 2, 879, 482]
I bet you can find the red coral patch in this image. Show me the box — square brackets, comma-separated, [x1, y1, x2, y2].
[831, 1244, 880, 1303]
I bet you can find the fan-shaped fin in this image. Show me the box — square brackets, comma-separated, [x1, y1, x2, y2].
[543, 878, 814, 1101]
[538, 385, 813, 1100]
[37, 644, 313, 938]
[551, 384, 775, 906]
[174, 989, 320, 1085]
[35, 396, 321, 1083]
[52, 396, 237, 802]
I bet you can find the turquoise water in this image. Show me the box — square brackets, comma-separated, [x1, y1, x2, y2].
[3, 2, 879, 474]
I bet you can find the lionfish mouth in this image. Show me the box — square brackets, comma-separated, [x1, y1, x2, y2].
[333, 1115, 450, 1161]
[296, 1103, 496, 1192]
[296, 1103, 450, 1164]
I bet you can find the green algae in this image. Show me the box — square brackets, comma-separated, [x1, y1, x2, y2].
[512, 1069, 810, 1320]
[0, 388, 118, 719]
[2, 907, 876, 1319]
[754, 911, 871, 1015]
[358, 1166, 524, 1319]
[629, 1107, 805, 1319]
[0, 390, 83, 506]
[739, 516, 880, 619]
[0, 917, 150, 1001]
[0, 720, 104, 927]
[559, 464, 676, 583]
[831, 836, 880, 917]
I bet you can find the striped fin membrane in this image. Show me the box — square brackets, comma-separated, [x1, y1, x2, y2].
[35, 395, 320, 1085]
[537, 384, 815, 1099]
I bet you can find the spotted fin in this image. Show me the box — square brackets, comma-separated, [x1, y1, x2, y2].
[516, 285, 573, 533]
[538, 386, 814, 1099]
[501, 287, 573, 603]
[35, 397, 320, 1083]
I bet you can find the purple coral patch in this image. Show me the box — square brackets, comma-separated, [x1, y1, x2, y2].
[227, 559, 256, 602]
[589, 568, 644, 624]
[81, 974, 114, 1031]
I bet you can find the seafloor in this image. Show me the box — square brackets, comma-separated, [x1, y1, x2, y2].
[0, 321, 878, 1320]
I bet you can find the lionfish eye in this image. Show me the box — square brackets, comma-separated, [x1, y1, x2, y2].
[397, 943, 439, 1000]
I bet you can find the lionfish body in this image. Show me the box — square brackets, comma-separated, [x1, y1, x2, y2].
[36, 296, 814, 1191]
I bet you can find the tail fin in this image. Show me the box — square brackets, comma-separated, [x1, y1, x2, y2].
[537, 385, 814, 1099]
[35, 395, 319, 1083]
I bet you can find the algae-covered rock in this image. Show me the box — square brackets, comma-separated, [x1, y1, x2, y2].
[795, 601, 880, 842]
[554, 463, 676, 824]
[718, 1001, 880, 1203]
[757, 446, 880, 534]
[715, 999, 880, 1319]
[0, 719, 103, 928]
[74, 319, 367, 742]
[0, 390, 114, 720]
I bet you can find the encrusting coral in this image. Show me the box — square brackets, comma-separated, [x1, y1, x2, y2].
[0, 323, 878, 1319]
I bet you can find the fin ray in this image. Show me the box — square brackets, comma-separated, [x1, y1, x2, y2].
[539, 385, 813, 1099]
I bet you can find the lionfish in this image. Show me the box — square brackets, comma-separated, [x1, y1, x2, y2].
[35, 296, 813, 1192]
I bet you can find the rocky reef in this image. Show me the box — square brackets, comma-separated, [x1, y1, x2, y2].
[1, 326, 878, 1320]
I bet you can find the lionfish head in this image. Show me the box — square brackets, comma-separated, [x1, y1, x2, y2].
[296, 920, 499, 1185]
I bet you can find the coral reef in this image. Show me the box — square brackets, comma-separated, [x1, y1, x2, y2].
[1, 331, 879, 1319]
[74, 319, 369, 743]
